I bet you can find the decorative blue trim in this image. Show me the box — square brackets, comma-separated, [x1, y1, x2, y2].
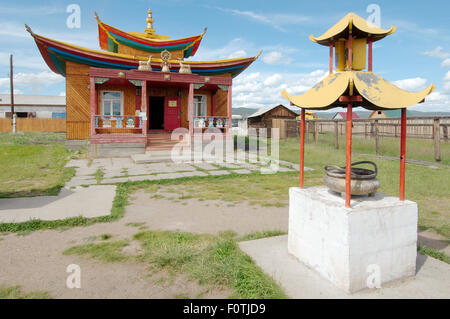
[218, 85, 229, 91]
[95, 77, 109, 84]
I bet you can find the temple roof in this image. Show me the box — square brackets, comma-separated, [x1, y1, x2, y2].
[309, 12, 396, 46]
[95, 12, 206, 58]
[281, 71, 435, 110]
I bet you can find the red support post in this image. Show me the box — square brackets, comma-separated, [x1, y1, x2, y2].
[345, 104, 353, 208]
[89, 77, 96, 137]
[399, 108, 407, 201]
[299, 108, 306, 188]
[368, 35, 373, 72]
[227, 84, 232, 133]
[188, 83, 194, 137]
[141, 80, 147, 137]
[329, 39, 333, 74]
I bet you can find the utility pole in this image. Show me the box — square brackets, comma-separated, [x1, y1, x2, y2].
[10, 54, 16, 133]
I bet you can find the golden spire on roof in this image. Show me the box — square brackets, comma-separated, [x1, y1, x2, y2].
[145, 8, 156, 37]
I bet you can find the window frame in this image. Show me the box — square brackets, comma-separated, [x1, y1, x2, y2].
[192, 94, 207, 118]
[100, 90, 124, 117]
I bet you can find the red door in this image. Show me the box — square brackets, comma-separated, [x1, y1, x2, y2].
[164, 96, 181, 130]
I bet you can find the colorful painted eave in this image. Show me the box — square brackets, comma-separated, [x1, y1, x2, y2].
[309, 12, 396, 46]
[281, 71, 435, 111]
[25, 25, 261, 79]
[95, 13, 206, 58]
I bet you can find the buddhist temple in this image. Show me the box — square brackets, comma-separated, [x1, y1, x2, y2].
[27, 9, 261, 156]
[282, 12, 435, 207]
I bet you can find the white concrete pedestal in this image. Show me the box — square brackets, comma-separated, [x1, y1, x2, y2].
[288, 186, 418, 293]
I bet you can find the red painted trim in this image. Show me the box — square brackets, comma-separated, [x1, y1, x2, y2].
[339, 95, 362, 103]
[89, 67, 233, 86]
[368, 35, 373, 72]
[329, 39, 333, 74]
[90, 134, 146, 144]
[212, 92, 216, 116]
[400, 108, 406, 201]
[90, 77, 96, 137]
[188, 83, 194, 136]
[299, 108, 306, 188]
[345, 104, 353, 208]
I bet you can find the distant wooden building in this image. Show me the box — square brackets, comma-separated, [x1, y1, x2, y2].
[369, 110, 411, 118]
[247, 104, 298, 137]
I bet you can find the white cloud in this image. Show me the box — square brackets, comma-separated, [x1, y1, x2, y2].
[232, 70, 327, 108]
[263, 74, 282, 86]
[394, 77, 427, 91]
[59, 92, 66, 96]
[0, 71, 64, 93]
[219, 8, 311, 32]
[423, 46, 450, 60]
[194, 38, 253, 61]
[423, 46, 450, 67]
[262, 51, 293, 65]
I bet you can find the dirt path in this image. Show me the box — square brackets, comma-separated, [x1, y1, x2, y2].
[0, 191, 288, 298]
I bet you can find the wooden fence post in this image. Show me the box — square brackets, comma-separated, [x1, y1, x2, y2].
[443, 124, 448, 143]
[306, 121, 309, 144]
[434, 118, 441, 162]
[375, 119, 380, 155]
[334, 120, 339, 149]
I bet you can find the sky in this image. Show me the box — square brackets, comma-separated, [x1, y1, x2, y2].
[0, 0, 450, 112]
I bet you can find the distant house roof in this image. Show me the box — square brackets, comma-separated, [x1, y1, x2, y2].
[0, 94, 66, 106]
[248, 104, 297, 118]
[332, 112, 360, 120]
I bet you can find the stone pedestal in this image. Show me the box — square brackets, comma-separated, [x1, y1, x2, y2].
[288, 186, 418, 293]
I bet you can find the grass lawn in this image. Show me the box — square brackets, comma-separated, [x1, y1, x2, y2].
[64, 230, 287, 299]
[0, 132, 75, 198]
[286, 132, 450, 165]
[0, 285, 50, 299]
[276, 136, 450, 239]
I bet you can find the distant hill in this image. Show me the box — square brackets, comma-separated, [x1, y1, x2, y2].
[232, 107, 259, 119]
[234, 107, 450, 120]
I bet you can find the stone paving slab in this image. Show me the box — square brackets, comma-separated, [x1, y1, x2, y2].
[239, 235, 450, 299]
[208, 170, 230, 176]
[0, 186, 115, 223]
[66, 178, 98, 188]
[192, 162, 220, 171]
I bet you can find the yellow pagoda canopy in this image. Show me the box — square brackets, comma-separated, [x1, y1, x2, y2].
[282, 71, 435, 110]
[309, 12, 396, 46]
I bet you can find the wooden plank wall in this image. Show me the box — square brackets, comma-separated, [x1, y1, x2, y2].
[214, 89, 228, 116]
[0, 118, 65, 132]
[0, 118, 12, 132]
[66, 61, 90, 140]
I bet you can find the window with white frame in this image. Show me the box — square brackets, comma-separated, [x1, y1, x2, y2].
[193, 95, 207, 118]
[101, 91, 123, 116]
